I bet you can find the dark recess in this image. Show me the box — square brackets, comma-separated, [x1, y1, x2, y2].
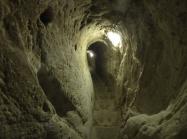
[87, 42, 117, 91]
[40, 7, 54, 26]
[87, 42, 107, 80]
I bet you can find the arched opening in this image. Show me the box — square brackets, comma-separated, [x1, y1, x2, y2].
[87, 41, 121, 89]
[87, 41, 107, 81]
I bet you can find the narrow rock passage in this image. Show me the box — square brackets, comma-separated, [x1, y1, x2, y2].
[91, 74, 121, 139]
[0, 0, 186, 139]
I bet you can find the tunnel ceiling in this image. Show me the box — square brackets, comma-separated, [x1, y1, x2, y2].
[0, 0, 187, 139]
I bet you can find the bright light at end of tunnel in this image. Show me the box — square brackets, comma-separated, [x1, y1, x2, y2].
[87, 50, 95, 58]
[107, 31, 122, 48]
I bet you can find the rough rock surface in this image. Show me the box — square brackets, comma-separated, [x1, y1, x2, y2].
[115, 1, 187, 139]
[0, 0, 94, 139]
[0, 0, 187, 139]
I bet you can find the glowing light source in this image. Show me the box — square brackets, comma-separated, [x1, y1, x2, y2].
[87, 50, 95, 58]
[107, 31, 122, 48]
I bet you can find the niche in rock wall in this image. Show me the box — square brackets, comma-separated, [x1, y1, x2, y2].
[40, 7, 54, 26]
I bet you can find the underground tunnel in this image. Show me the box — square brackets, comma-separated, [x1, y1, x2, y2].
[0, 0, 187, 139]
[87, 41, 122, 139]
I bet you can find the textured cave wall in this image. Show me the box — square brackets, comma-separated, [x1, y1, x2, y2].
[0, 0, 94, 139]
[114, 0, 187, 139]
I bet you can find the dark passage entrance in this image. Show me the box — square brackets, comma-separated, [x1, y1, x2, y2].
[87, 41, 121, 139]
[87, 41, 107, 80]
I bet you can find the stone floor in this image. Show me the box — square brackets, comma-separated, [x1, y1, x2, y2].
[91, 74, 121, 139]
